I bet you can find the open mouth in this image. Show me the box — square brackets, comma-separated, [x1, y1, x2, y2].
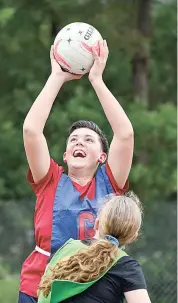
[73, 150, 86, 158]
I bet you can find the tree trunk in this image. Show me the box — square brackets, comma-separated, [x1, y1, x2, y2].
[132, 0, 152, 105]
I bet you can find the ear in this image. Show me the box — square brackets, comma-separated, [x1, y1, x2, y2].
[94, 217, 99, 232]
[98, 152, 107, 163]
[63, 152, 67, 163]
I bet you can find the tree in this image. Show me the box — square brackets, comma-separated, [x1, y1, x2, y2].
[132, 0, 152, 104]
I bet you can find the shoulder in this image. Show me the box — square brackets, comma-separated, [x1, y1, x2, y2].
[27, 158, 64, 195]
[116, 255, 140, 265]
[113, 255, 144, 275]
[96, 163, 129, 195]
[109, 255, 147, 292]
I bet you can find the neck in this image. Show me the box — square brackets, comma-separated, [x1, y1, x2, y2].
[94, 230, 100, 240]
[68, 167, 96, 186]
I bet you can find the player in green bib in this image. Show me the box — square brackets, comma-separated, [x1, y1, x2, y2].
[38, 193, 151, 303]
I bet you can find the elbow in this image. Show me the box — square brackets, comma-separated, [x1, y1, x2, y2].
[117, 126, 134, 141]
[126, 127, 134, 139]
[23, 123, 38, 137]
[122, 131, 134, 142]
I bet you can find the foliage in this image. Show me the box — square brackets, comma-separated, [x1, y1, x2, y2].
[129, 102, 177, 201]
[0, 278, 19, 303]
[150, 0, 177, 105]
[0, 0, 176, 200]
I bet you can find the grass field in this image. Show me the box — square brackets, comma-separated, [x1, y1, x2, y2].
[0, 279, 19, 303]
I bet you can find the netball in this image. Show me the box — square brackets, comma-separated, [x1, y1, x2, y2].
[53, 22, 102, 74]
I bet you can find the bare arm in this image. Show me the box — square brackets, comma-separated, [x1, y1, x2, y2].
[89, 41, 133, 189]
[23, 46, 82, 183]
[125, 289, 152, 303]
[23, 74, 64, 183]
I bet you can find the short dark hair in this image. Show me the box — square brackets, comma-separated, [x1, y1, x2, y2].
[68, 120, 109, 154]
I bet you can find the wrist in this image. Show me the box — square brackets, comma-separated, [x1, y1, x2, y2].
[49, 72, 65, 84]
[90, 76, 104, 86]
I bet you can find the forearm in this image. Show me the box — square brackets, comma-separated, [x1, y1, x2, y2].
[91, 79, 133, 138]
[23, 74, 64, 134]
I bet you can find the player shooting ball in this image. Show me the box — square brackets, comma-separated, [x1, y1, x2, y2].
[18, 39, 134, 303]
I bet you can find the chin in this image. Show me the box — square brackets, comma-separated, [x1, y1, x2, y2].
[69, 160, 87, 169]
[71, 163, 86, 169]
[67, 158, 97, 170]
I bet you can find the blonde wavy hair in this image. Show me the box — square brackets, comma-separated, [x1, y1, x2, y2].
[38, 191, 142, 298]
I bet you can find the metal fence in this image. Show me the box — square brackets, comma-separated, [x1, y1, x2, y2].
[127, 200, 177, 303]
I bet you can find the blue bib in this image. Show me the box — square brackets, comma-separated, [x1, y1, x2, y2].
[51, 164, 114, 254]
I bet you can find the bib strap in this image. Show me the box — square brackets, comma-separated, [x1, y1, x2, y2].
[35, 245, 51, 257]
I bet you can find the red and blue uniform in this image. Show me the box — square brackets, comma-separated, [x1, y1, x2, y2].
[19, 158, 128, 298]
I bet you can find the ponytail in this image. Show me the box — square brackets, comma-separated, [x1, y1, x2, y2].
[38, 239, 118, 298]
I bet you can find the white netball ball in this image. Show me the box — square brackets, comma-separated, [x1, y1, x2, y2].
[53, 22, 102, 74]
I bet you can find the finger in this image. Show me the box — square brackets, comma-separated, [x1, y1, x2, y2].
[92, 46, 99, 59]
[50, 45, 54, 60]
[104, 40, 109, 59]
[68, 73, 83, 80]
[104, 40, 109, 55]
[99, 40, 105, 58]
[73, 74, 83, 79]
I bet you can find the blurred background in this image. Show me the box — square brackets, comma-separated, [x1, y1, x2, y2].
[0, 0, 177, 302]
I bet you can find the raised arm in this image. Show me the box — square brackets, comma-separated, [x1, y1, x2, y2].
[89, 41, 134, 189]
[23, 46, 82, 183]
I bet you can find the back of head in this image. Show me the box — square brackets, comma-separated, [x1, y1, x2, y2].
[68, 120, 109, 154]
[99, 191, 143, 246]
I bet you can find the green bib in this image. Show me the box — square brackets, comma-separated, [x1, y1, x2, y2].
[38, 239, 127, 303]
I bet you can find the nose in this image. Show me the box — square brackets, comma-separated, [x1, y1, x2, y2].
[76, 138, 84, 146]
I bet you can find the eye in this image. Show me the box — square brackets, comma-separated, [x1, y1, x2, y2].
[70, 138, 76, 142]
[86, 138, 93, 143]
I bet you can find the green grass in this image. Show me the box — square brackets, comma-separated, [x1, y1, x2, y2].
[0, 278, 19, 303]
